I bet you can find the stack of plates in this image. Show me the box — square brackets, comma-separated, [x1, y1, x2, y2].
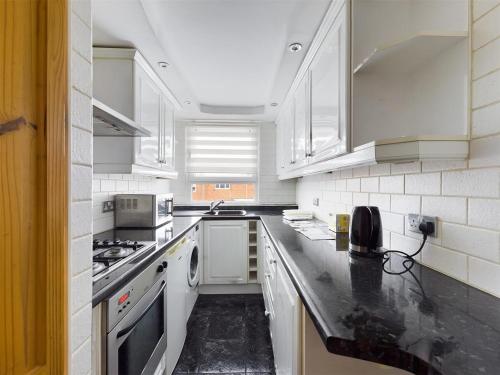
[283, 209, 313, 221]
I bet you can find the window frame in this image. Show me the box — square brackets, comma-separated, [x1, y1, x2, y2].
[185, 124, 260, 204]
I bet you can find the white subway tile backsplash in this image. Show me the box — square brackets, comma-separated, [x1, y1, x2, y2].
[115, 180, 129, 192]
[346, 178, 361, 192]
[361, 177, 379, 192]
[442, 222, 500, 262]
[369, 163, 390, 176]
[335, 179, 347, 192]
[421, 244, 468, 281]
[71, 305, 92, 352]
[473, 4, 500, 49]
[340, 192, 353, 205]
[71, 201, 92, 238]
[352, 165, 370, 177]
[379, 175, 404, 194]
[369, 193, 391, 211]
[421, 160, 467, 172]
[405, 173, 441, 195]
[469, 198, 500, 230]
[473, 69, 500, 109]
[468, 257, 500, 297]
[71, 89, 92, 131]
[473, 36, 500, 79]
[422, 196, 467, 224]
[473, 0, 500, 20]
[71, 127, 92, 166]
[442, 169, 500, 197]
[381, 212, 405, 234]
[391, 195, 420, 215]
[472, 101, 500, 137]
[71, 235, 92, 276]
[71, 51, 92, 97]
[71, 269, 92, 314]
[340, 169, 353, 179]
[352, 192, 369, 206]
[390, 233, 423, 260]
[469, 134, 500, 168]
[71, 0, 92, 27]
[71, 165, 92, 201]
[100, 179, 116, 192]
[390, 162, 421, 175]
[71, 338, 92, 375]
[71, 12, 91, 62]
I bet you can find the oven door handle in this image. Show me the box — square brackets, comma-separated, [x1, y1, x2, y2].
[117, 280, 166, 339]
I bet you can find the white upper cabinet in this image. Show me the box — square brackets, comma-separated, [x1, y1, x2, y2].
[310, 4, 348, 163]
[93, 48, 179, 178]
[276, 0, 470, 180]
[134, 63, 162, 169]
[293, 75, 309, 168]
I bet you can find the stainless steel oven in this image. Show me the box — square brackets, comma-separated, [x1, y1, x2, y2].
[106, 252, 168, 375]
[115, 194, 173, 228]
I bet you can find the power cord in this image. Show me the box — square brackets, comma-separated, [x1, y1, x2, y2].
[382, 221, 435, 275]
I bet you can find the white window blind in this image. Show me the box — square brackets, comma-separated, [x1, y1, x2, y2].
[186, 125, 259, 182]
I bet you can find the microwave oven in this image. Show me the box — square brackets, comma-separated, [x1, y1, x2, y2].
[115, 194, 173, 228]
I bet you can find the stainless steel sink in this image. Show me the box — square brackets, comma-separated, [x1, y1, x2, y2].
[204, 209, 247, 216]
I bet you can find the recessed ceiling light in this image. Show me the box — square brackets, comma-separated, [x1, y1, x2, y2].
[288, 43, 303, 53]
[184, 100, 192, 105]
[270, 102, 279, 107]
[158, 61, 169, 68]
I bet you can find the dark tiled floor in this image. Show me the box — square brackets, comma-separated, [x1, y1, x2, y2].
[173, 294, 275, 375]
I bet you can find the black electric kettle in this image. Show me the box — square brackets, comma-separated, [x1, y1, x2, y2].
[349, 206, 383, 257]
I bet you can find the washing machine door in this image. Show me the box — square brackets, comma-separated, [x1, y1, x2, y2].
[187, 241, 200, 287]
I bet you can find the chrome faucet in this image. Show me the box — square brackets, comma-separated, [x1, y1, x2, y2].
[209, 199, 224, 214]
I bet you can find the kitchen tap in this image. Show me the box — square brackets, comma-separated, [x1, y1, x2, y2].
[209, 199, 224, 214]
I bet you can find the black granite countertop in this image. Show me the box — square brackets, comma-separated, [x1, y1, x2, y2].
[92, 216, 201, 306]
[260, 215, 500, 375]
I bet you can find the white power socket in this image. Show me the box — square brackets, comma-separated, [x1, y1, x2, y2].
[407, 214, 437, 237]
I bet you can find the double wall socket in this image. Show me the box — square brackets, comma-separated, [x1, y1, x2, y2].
[407, 214, 437, 237]
[103, 200, 114, 213]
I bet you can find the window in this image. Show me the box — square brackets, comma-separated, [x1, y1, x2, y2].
[186, 125, 258, 202]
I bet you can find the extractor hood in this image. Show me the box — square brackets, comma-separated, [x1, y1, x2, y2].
[92, 98, 151, 137]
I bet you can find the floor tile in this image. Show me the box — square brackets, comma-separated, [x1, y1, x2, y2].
[174, 294, 275, 375]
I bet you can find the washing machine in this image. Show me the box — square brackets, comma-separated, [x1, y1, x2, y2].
[185, 223, 202, 320]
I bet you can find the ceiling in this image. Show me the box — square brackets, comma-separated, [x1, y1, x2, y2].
[93, 0, 330, 121]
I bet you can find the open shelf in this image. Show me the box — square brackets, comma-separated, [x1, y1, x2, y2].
[248, 270, 258, 283]
[354, 32, 467, 74]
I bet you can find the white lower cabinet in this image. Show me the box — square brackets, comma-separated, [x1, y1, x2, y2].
[166, 238, 188, 375]
[203, 220, 248, 284]
[261, 232, 301, 375]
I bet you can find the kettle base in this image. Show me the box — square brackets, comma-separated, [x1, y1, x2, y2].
[349, 245, 384, 258]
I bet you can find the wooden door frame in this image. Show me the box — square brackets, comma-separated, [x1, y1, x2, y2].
[0, 0, 68, 373]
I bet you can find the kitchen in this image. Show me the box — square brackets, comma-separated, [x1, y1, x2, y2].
[1, 0, 500, 374]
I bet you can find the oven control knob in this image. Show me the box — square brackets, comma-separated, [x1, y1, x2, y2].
[157, 264, 165, 273]
[162, 261, 168, 269]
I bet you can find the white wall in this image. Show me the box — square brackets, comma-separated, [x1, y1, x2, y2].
[92, 174, 171, 233]
[297, 1, 500, 298]
[69, 0, 93, 374]
[171, 121, 297, 204]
